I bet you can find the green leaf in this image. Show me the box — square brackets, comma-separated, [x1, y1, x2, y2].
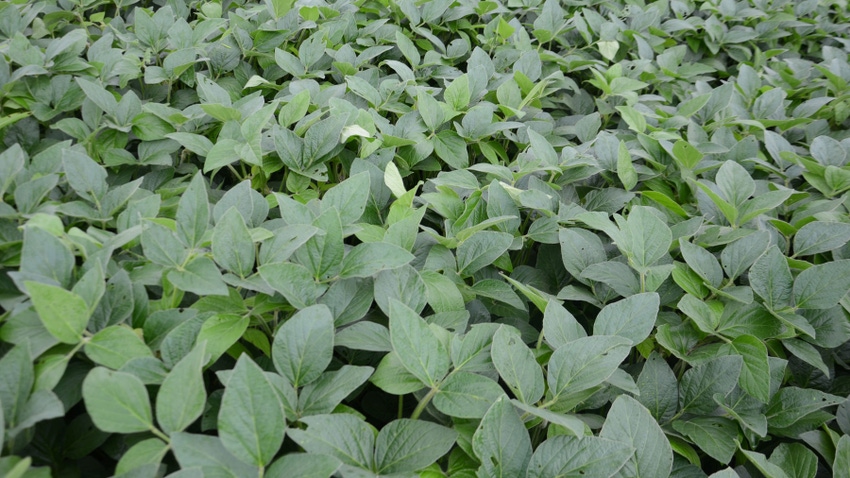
[62, 149, 108, 202]
[432, 372, 506, 419]
[724, 335, 770, 403]
[176, 173, 210, 248]
[672, 417, 738, 464]
[259, 262, 328, 309]
[793, 260, 850, 309]
[26, 281, 89, 344]
[156, 343, 206, 435]
[82, 368, 154, 433]
[213, 207, 255, 278]
[297, 365, 373, 416]
[715, 161, 755, 208]
[491, 325, 544, 404]
[457, 231, 514, 276]
[434, 129, 469, 169]
[321, 172, 370, 225]
[288, 414, 374, 469]
[749, 246, 793, 310]
[85, 325, 154, 369]
[267, 453, 340, 478]
[768, 443, 817, 478]
[115, 438, 169, 475]
[272, 304, 334, 387]
[293, 208, 345, 280]
[679, 240, 723, 288]
[389, 299, 450, 387]
[543, 299, 587, 349]
[509, 400, 586, 437]
[339, 242, 414, 279]
[472, 396, 532, 478]
[615, 206, 672, 273]
[834, 436, 850, 478]
[375, 419, 457, 474]
[593, 292, 659, 344]
[636, 352, 679, 423]
[766, 387, 843, 429]
[167, 257, 229, 297]
[171, 432, 259, 476]
[617, 140, 638, 190]
[600, 395, 674, 477]
[793, 221, 850, 257]
[444, 74, 470, 110]
[679, 356, 742, 414]
[218, 355, 286, 467]
[526, 435, 633, 478]
[371, 351, 427, 395]
[741, 450, 791, 478]
[196, 314, 250, 365]
[672, 140, 703, 169]
[721, 231, 770, 282]
[0, 345, 33, 435]
[548, 335, 631, 400]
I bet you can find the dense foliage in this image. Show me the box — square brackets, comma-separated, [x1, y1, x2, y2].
[2, 0, 850, 476]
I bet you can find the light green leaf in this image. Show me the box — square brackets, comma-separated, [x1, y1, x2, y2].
[272, 304, 334, 387]
[82, 368, 154, 433]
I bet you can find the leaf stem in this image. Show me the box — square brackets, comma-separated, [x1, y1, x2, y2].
[410, 386, 439, 420]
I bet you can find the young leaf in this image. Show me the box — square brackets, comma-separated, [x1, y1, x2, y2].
[272, 304, 334, 387]
[82, 368, 154, 433]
